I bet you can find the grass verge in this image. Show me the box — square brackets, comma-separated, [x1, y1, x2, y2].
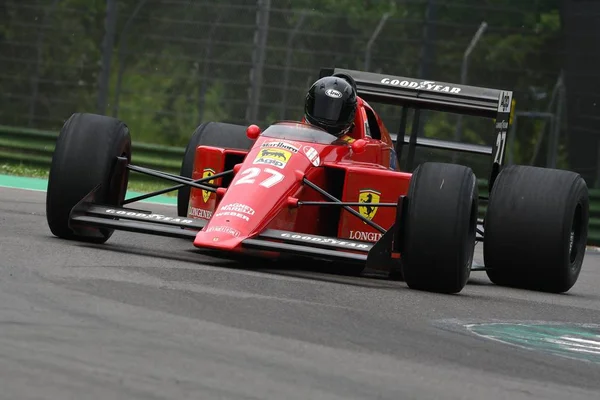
[0, 163, 178, 197]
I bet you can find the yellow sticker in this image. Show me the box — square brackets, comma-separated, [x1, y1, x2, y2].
[253, 148, 292, 169]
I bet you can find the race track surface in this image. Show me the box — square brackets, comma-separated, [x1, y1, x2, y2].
[1, 187, 600, 400]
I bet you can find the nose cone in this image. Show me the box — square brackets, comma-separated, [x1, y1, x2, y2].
[193, 137, 317, 251]
[194, 225, 245, 251]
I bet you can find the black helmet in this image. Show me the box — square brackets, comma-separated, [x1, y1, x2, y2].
[304, 74, 357, 137]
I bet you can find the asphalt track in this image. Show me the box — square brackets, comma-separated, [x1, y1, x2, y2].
[1, 186, 600, 400]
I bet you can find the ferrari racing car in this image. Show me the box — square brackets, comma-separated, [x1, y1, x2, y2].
[45, 68, 589, 294]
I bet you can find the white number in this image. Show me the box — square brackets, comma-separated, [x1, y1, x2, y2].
[234, 167, 284, 188]
[494, 132, 506, 164]
[260, 168, 284, 188]
[235, 167, 260, 185]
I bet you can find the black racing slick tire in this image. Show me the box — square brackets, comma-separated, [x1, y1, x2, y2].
[46, 113, 131, 243]
[401, 162, 478, 294]
[177, 122, 254, 217]
[483, 165, 589, 293]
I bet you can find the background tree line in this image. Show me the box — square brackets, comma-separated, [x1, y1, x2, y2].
[0, 0, 565, 173]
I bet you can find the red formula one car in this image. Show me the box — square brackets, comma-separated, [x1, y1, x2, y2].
[46, 68, 589, 294]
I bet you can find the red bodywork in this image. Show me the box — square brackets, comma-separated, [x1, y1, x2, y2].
[188, 97, 412, 252]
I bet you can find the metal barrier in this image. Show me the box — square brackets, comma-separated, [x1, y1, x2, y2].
[0, 125, 183, 179]
[2, 125, 600, 246]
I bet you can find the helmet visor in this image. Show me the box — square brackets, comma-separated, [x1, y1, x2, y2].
[308, 95, 345, 123]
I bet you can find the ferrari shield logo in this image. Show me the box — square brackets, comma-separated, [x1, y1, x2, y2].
[202, 168, 215, 203]
[358, 189, 380, 221]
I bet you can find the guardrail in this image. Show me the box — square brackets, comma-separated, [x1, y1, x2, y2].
[0, 125, 184, 180]
[2, 124, 600, 246]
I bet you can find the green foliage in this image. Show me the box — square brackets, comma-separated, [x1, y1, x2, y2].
[0, 0, 566, 166]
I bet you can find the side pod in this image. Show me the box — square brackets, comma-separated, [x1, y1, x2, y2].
[365, 196, 405, 274]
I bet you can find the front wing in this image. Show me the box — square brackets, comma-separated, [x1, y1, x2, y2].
[69, 185, 400, 272]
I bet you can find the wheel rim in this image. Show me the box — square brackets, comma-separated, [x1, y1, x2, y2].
[569, 202, 583, 266]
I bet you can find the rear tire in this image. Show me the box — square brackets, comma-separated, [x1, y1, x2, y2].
[46, 113, 131, 243]
[401, 162, 478, 294]
[483, 165, 589, 293]
[177, 122, 253, 217]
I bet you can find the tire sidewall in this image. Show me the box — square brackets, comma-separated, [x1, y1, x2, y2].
[484, 165, 589, 292]
[402, 162, 477, 293]
[559, 178, 589, 288]
[46, 113, 131, 241]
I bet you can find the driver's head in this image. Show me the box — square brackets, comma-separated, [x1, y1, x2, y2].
[304, 73, 358, 137]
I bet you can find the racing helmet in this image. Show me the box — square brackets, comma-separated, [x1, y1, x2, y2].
[304, 74, 358, 137]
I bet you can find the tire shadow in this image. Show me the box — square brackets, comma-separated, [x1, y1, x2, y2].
[71, 241, 408, 291]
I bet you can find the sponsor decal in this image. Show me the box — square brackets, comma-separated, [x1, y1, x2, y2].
[253, 148, 292, 169]
[205, 225, 241, 237]
[325, 88, 342, 98]
[493, 92, 512, 165]
[279, 232, 371, 250]
[104, 209, 195, 224]
[497, 90, 512, 113]
[261, 140, 299, 153]
[380, 78, 461, 94]
[201, 168, 216, 203]
[358, 189, 381, 221]
[349, 230, 383, 242]
[214, 211, 249, 222]
[220, 203, 255, 215]
[189, 206, 213, 220]
[495, 120, 509, 130]
[303, 146, 320, 167]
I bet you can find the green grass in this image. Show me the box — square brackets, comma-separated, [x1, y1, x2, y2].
[0, 163, 178, 197]
[1, 163, 49, 178]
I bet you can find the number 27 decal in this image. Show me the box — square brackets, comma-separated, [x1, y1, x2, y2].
[494, 132, 506, 164]
[234, 167, 284, 188]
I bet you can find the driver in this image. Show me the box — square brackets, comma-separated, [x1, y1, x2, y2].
[304, 73, 358, 137]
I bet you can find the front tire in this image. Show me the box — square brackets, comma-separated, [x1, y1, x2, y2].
[483, 165, 589, 293]
[46, 113, 131, 243]
[400, 162, 478, 294]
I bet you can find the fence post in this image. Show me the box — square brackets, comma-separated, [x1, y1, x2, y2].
[546, 72, 565, 168]
[97, 0, 118, 116]
[529, 74, 563, 165]
[246, 0, 271, 125]
[364, 13, 391, 71]
[596, 140, 600, 188]
[280, 11, 307, 120]
[197, 10, 225, 125]
[112, 0, 148, 118]
[507, 113, 518, 165]
[453, 21, 488, 157]
[418, 0, 437, 79]
[28, 0, 61, 127]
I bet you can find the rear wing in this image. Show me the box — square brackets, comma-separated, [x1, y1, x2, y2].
[319, 67, 510, 118]
[319, 67, 514, 190]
